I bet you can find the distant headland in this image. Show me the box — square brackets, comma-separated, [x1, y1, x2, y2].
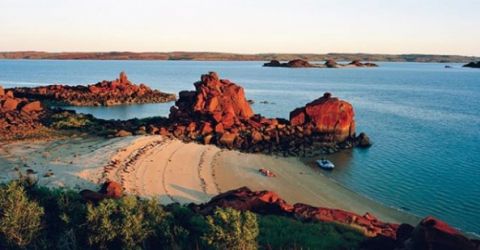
[0, 51, 478, 63]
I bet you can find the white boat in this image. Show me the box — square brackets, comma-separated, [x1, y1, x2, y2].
[316, 159, 335, 170]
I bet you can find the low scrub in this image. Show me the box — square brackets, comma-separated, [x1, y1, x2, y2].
[0, 181, 365, 249]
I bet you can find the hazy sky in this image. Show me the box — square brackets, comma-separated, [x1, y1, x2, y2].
[1, 0, 479, 55]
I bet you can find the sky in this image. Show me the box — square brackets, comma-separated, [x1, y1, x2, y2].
[1, 0, 479, 56]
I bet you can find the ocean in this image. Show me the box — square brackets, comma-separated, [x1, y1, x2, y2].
[1, 59, 479, 234]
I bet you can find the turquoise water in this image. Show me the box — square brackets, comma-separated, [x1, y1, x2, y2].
[1, 60, 479, 234]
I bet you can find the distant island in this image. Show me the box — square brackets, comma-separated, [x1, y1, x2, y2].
[0, 51, 478, 63]
[263, 59, 378, 68]
[463, 61, 480, 68]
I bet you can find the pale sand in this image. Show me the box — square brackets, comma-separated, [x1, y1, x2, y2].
[0, 135, 418, 224]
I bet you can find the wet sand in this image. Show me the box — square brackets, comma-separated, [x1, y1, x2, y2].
[0, 135, 418, 224]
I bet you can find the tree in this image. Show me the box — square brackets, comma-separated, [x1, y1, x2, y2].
[0, 181, 44, 248]
[203, 207, 259, 250]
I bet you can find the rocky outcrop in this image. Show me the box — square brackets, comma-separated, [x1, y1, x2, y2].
[80, 180, 123, 203]
[263, 59, 317, 68]
[191, 186, 399, 238]
[193, 187, 479, 249]
[165, 72, 365, 155]
[46, 72, 367, 155]
[0, 86, 48, 140]
[290, 92, 355, 142]
[348, 60, 379, 67]
[361, 216, 480, 250]
[463, 61, 480, 68]
[263, 59, 378, 68]
[10, 72, 176, 106]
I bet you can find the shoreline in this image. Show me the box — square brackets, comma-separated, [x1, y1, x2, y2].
[0, 135, 418, 225]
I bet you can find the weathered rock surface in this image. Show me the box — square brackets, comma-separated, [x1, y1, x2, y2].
[165, 72, 366, 155]
[80, 180, 123, 203]
[0, 86, 48, 140]
[290, 92, 355, 142]
[191, 186, 398, 238]
[463, 61, 480, 68]
[10, 72, 176, 106]
[361, 216, 480, 250]
[194, 187, 479, 249]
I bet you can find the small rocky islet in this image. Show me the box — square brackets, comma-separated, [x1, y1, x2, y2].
[263, 59, 378, 68]
[463, 61, 480, 68]
[9, 71, 176, 106]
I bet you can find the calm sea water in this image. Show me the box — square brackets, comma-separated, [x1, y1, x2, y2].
[1, 60, 479, 234]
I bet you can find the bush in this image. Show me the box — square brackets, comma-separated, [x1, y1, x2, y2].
[0, 181, 44, 248]
[258, 215, 365, 250]
[203, 207, 259, 250]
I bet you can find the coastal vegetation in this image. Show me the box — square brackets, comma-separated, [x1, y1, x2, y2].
[0, 181, 366, 249]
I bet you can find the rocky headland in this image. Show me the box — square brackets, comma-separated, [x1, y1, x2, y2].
[191, 187, 480, 250]
[263, 59, 378, 68]
[10, 72, 176, 106]
[463, 61, 480, 68]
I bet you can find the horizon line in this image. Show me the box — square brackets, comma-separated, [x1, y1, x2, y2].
[0, 50, 479, 58]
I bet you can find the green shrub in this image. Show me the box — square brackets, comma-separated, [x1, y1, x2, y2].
[258, 215, 365, 250]
[203, 207, 259, 250]
[0, 181, 44, 248]
[26, 186, 87, 249]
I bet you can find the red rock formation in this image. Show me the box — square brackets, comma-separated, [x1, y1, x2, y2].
[193, 186, 398, 238]
[10, 72, 176, 106]
[80, 180, 123, 203]
[171, 72, 253, 125]
[0, 86, 47, 140]
[290, 92, 356, 141]
[100, 180, 123, 199]
[361, 217, 479, 250]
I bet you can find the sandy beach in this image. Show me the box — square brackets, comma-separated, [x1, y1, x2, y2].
[0, 135, 418, 224]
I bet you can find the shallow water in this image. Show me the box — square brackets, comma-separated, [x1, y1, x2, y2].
[1, 60, 479, 234]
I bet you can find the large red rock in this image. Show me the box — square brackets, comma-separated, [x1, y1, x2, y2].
[21, 101, 42, 113]
[361, 217, 479, 250]
[407, 216, 478, 250]
[290, 92, 355, 142]
[2, 98, 20, 111]
[193, 72, 254, 120]
[0, 86, 4, 96]
[100, 180, 123, 199]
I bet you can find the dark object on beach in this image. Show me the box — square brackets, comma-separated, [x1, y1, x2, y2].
[463, 61, 480, 68]
[10, 71, 176, 106]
